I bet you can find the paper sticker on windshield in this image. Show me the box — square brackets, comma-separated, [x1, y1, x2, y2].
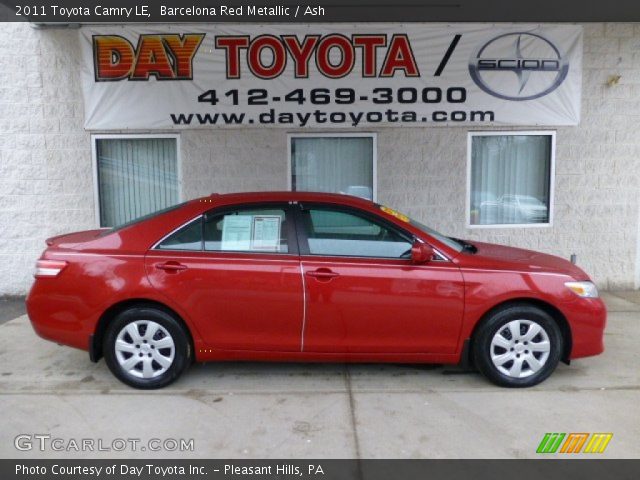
[380, 205, 410, 223]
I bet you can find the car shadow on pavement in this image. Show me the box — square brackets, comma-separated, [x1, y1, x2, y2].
[0, 296, 25, 325]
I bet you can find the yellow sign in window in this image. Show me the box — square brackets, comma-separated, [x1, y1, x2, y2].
[379, 205, 410, 223]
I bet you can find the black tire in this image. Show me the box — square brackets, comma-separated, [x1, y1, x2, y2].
[473, 304, 563, 388]
[103, 306, 191, 389]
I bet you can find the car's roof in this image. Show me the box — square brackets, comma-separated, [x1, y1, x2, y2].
[199, 191, 377, 207]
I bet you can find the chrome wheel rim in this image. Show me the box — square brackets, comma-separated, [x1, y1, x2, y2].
[490, 319, 551, 379]
[115, 321, 175, 379]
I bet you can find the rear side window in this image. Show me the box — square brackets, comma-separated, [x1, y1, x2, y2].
[204, 207, 289, 253]
[303, 208, 411, 258]
[156, 218, 203, 251]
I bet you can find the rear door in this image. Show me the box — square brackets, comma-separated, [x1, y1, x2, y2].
[295, 204, 465, 354]
[145, 203, 304, 351]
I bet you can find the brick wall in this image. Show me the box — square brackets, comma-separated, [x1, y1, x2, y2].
[1, 22, 639, 294]
[0, 23, 92, 295]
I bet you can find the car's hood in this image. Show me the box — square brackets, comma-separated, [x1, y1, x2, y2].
[458, 241, 590, 279]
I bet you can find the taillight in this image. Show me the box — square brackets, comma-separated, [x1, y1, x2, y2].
[34, 259, 68, 278]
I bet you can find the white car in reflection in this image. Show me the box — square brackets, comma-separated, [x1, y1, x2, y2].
[480, 194, 548, 224]
[341, 185, 373, 200]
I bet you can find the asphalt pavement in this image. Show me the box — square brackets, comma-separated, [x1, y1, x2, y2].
[0, 292, 638, 458]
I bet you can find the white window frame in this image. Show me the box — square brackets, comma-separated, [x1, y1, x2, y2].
[91, 133, 182, 227]
[287, 132, 378, 202]
[466, 130, 556, 229]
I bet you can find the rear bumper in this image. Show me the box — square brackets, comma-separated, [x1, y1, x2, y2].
[566, 297, 607, 359]
[26, 283, 94, 352]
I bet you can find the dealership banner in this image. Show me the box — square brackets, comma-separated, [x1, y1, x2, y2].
[79, 24, 582, 129]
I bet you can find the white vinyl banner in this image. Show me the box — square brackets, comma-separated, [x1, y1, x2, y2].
[79, 24, 582, 129]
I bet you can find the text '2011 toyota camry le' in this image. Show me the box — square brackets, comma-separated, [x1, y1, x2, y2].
[26, 192, 606, 389]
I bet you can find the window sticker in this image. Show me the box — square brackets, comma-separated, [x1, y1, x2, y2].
[380, 205, 410, 223]
[251, 215, 281, 251]
[221, 215, 252, 250]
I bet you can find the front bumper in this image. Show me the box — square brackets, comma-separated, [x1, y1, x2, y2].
[567, 297, 607, 359]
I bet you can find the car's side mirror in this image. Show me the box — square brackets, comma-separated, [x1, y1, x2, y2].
[411, 241, 434, 264]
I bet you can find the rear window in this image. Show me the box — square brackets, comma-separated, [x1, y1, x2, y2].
[103, 201, 189, 235]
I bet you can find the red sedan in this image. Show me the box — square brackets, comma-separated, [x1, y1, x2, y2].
[26, 192, 606, 389]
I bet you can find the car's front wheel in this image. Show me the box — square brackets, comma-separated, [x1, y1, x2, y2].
[473, 304, 563, 387]
[103, 306, 191, 389]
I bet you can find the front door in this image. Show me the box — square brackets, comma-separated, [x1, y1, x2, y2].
[296, 205, 465, 354]
[145, 204, 303, 351]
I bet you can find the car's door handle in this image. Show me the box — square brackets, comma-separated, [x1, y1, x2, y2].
[155, 261, 188, 272]
[306, 268, 339, 280]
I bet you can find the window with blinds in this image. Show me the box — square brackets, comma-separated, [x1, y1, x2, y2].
[290, 135, 375, 201]
[469, 133, 554, 227]
[95, 137, 179, 228]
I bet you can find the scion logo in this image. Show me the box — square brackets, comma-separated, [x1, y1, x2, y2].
[469, 32, 569, 101]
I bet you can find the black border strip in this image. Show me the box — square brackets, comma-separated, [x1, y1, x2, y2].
[3, 459, 640, 480]
[2, 0, 640, 23]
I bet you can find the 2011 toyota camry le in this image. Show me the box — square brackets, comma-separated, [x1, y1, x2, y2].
[26, 192, 606, 389]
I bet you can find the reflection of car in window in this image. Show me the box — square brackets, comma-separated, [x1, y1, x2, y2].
[340, 185, 373, 200]
[471, 190, 497, 209]
[480, 194, 548, 224]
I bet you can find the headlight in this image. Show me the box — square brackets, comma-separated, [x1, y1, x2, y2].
[565, 281, 599, 298]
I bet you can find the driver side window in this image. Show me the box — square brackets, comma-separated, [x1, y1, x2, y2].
[303, 208, 412, 258]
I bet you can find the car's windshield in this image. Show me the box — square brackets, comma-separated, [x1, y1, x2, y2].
[409, 218, 464, 253]
[377, 204, 464, 253]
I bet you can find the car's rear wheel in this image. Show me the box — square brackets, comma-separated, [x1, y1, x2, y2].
[473, 304, 563, 387]
[103, 307, 191, 389]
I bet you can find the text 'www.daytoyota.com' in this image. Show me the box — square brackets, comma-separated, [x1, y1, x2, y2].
[170, 87, 495, 126]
